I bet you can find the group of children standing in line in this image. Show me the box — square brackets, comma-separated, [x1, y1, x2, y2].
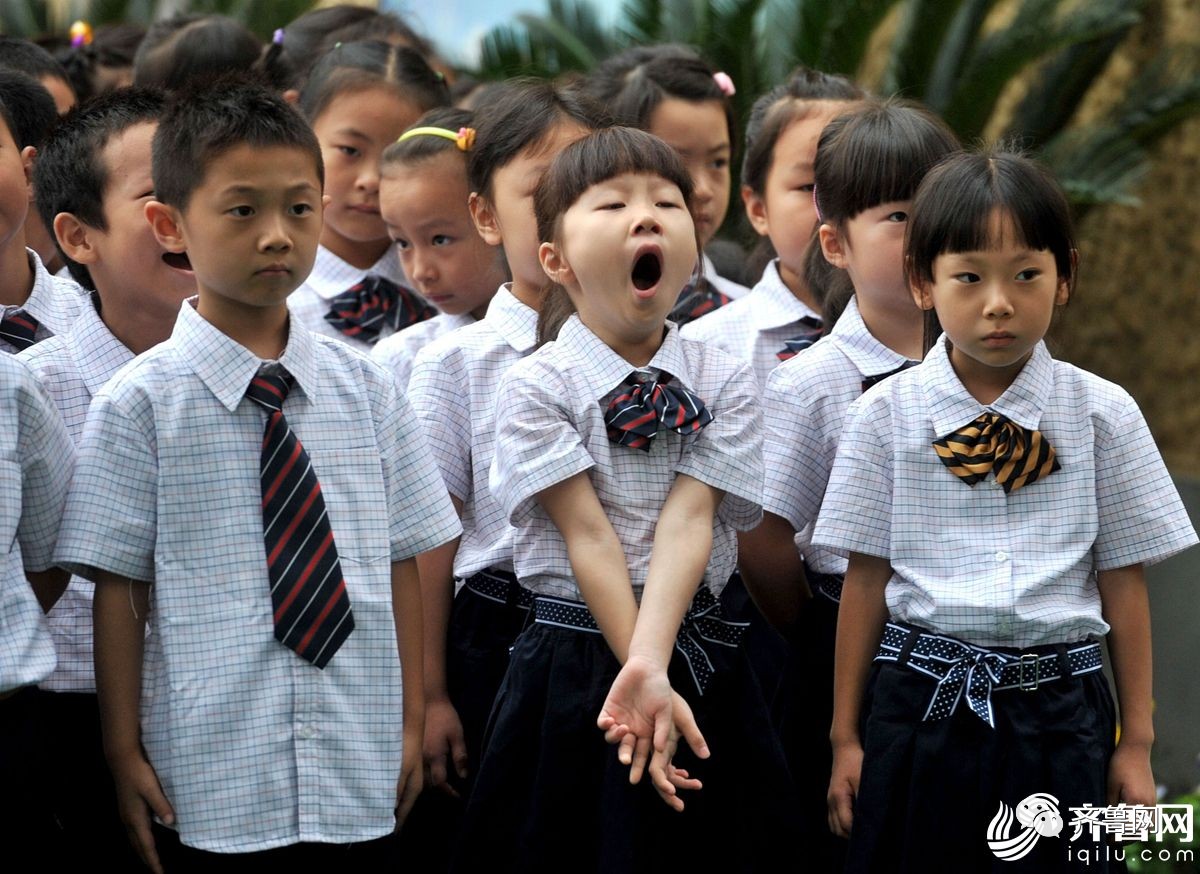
[0, 6, 1196, 873]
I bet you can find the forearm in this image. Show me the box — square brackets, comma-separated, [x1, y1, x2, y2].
[392, 559, 426, 734]
[93, 572, 150, 763]
[566, 529, 640, 663]
[830, 552, 891, 748]
[415, 534, 459, 700]
[27, 566, 70, 613]
[1099, 564, 1154, 747]
[736, 512, 811, 630]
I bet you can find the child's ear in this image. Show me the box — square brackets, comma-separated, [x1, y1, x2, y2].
[282, 89, 300, 106]
[20, 146, 36, 203]
[818, 223, 848, 270]
[538, 240, 573, 286]
[909, 271, 934, 312]
[52, 213, 97, 265]
[1056, 249, 1079, 306]
[741, 185, 769, 238]
[469, 192, 502, 247]
[145, 200, 186, 253]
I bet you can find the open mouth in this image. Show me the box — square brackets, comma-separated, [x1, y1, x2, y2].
[161, 251, 192, 271]
[631, 250, 663, 292]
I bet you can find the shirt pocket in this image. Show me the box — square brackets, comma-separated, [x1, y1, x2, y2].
[307, 446, 392, 567]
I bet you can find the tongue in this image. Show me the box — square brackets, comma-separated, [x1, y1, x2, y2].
[632, 252, 661, 291]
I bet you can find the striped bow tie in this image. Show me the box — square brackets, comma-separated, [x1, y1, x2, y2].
[1, 312, 40, 351]
[669, 277, 732, 326]
[324, 275, 435, 343]
[776, 316, 824, 361]
[861, 361, 917, 393]
[932, 412, 1060, 494]
[604, 372, 713, 451]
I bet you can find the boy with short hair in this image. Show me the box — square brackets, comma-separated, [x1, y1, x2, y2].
[19, 85, 194, 865]
[55, 79, 460, 870]
[0, 69, 86, 353]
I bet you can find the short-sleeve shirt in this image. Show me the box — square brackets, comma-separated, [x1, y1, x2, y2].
[287, 245, 422, 353]
[0, 354, 74, 692]
[19, 295, 133, 692]
[371, 310, 476, 392]
[763, 296, 916, 576]
[55, 299, 461, 852]
[812, 336, 1198, 647]
[0, 249, 88, 354]
[408, 286, 537, 583]
[681, 259, 821, 389]
[490, 315, 763, 601]
[702, 253, 750, 302]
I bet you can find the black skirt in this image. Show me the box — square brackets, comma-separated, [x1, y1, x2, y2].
[454, 597, 799, 874]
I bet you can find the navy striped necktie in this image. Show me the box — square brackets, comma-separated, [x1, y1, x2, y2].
[776, 316, 823, 361]
[861, 361, 917, 393]
[245, 369, 354, 668]
[0, 312, 40, 351]
[669, 277, 732, 326]
[324, 275, 436, 343]
[604, 372, 713, 451]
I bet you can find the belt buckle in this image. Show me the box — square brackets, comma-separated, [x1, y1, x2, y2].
[1018, 653, 1040, 691]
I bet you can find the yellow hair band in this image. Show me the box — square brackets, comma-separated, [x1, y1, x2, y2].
[397, 126, 476, 151]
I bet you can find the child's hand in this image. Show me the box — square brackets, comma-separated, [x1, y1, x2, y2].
[647, 705, 706, 813]
[828, 740, 863, 838]
[396, 722, 425, 828]
[110, 752, 174, 874]
[1107, 740, 1156, 807]
[423, 695, 468, 798]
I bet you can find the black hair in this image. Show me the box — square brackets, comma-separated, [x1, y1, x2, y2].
[382, 107, 474, 170]
[268, 4, 436, 91]
[133, 15, 260, 92]
[534, 126, 696, 344]
[152, 76, 322, 211]
[467, 78, 609, 198]
[905, 147, 1077, 352]
[0, 68, 58, 150]
[298, 41, 448, 125]
[54, 23, 145, 104]
[584, 44, 736, 154]
[0, 36, 74, 100]
[33, 87, 165, 290]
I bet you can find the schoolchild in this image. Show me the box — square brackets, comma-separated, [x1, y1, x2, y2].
[370, 106, 508, 391]
[816, 148, 1198, 873]
[737, 98, 960, 872]
[680, 68, 864, 389]
[456, 126, 794, 873]
[53, 79, 461, 872]
[0, 353, 74, 845]
[131, 14, 261, 92]
[0, 69, 87, 354]
[399, 82, 605, 867]
[19, 86, 194, 866]
[288, 40, 449, 353]
[584, 45, 749, 323]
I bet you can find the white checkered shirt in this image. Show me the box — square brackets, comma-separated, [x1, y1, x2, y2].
[19, 296, 133, 692]
[408, 286, 537, 584]
[0, 249, 88, 354]
[813, 337, 1198, 647]
[0, 354, 74, 692]
[371, 311, 476, 392]
[55, 299, 461, 852]
[763, 296, 917, 576]
[287, 244, 421, 353]
[702, 252, 750, 301]
[681, 259, 822, 389]
[490, 315, 763, 601]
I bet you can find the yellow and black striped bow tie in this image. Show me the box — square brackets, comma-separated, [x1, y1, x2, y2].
[932, 412, 1060, 494]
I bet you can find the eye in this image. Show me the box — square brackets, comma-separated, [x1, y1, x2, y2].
[391, 237, 410, 250]
[227, 205, 254, 218]
[432, 234, 453, 246]
[289, 202, 314, 217]
[953, 272, 981, 284]
[885, 211, 908, 223]
[1015, 268, 1041, 281]
[599, 201, 625, 211]
[337, 145, 360, 158]
[656, 200, 681, 209]
[796, 183, 815, 193]
[711, 157, 729, 170]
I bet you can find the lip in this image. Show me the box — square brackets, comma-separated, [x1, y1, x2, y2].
[982, 331, 1015, 347]
[347, 203, 380, 216]
[630, 243, 664, 300]
[255, 263, 292, 277]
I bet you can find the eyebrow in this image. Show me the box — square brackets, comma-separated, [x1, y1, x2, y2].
[219, 182, 320, 196]
[333, 127, 371, 142]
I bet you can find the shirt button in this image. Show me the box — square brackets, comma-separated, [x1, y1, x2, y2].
[995, 551, 1009, 562]
[299, 725, 315, 740]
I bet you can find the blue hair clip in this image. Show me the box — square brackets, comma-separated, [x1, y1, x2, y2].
[273, 28, 285, 46]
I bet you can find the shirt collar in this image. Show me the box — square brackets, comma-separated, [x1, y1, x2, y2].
[304, 245, 407, 300]
[828, 296, 915, 378]
[21, 248, 86, 334]
[68, 294, 134, 396]
[558, 314, 694, 401]
[174, 298, 321, 411]
[484, 284, 538, 354]
[922, 335, 1054, 436]
[750, 260, 820, 331]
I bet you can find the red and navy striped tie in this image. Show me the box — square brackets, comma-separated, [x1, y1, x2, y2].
[776, 316, 823, 361]
[668, 277, 732, 326]
[604, 372, 713, 451]
[324, 275, 435, 344]
[0, 312, 40, 351]
[246, 370, 354, 668]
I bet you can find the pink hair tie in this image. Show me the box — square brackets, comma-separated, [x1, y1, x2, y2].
[713, 71, 736, 97]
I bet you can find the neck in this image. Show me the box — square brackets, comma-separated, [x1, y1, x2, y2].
[509, 277, 544, 312]
[776, 259, 819, 312]
[590, 320, 664, 368]
[0, 240, 34, 307]
[195, 292, 290, 360]
[855, 293, 925, 361]
[468, 302, 489, 321]
[97, 292, 181, 356]
[948, 345, 1029, 406]
[319, 229, 390, 271]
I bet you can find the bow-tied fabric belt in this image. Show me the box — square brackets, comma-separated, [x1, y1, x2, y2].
[807, 569, 844, 603]
[875, 622, 1103, 728]
[532, 587, 749, 696]
[461, 568, 535, 610]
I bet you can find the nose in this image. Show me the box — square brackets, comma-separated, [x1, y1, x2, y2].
[259, 211, 292, 253]
[409, 247, 435, 284]
[690, 165, 713, 206]
[357, 161, 380, 194]
[633, 211, 663, 235]
[983, 281, 1014, 319]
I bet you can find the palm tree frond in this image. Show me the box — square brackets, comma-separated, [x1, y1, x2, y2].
[818, 0, 904, 76]
[882, 0, 967, 99]
[925, 0, 1000, 112]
